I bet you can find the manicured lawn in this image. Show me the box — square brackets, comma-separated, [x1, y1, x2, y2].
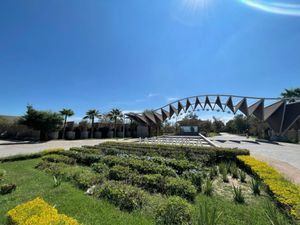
[0, 159, 153, 225]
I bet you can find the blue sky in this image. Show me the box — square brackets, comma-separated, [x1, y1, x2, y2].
[1, 0, 300, 121]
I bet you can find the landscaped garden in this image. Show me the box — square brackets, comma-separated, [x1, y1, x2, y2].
[0, 142, 299, 225]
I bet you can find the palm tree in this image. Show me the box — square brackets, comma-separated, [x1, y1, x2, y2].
[108, 108, 123, 138]
[59, 108, 74, 139]
[281, 88, 300, 102]
[83, 109, 101, 138]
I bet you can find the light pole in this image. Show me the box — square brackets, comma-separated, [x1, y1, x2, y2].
[123, 114, 126, 139]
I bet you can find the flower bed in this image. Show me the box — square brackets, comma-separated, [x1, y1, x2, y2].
[237, 155, 300, 219]
[7, 197, 81, 225]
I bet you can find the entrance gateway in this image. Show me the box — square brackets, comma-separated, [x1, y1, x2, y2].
[126, 94, 300, 136]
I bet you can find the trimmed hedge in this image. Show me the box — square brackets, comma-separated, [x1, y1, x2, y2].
[96, 142, 249, 162]
[101, 155, 177, 177]
[238, 155, 300, 219]
[155, 196, 193, 225]
[59, 151, 101, 166]
[36, 161, 103, 189]
[94, 181, 147, 211]
[164, 177, 197, 201]
[42, 154, 76, 165]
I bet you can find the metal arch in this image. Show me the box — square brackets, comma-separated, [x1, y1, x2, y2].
[125, 94, 300, 135]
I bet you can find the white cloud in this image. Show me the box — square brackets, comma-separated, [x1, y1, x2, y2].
[166, 97, 179, 102]
[148, 93, 160, 98]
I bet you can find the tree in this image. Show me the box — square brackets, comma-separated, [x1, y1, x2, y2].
[59, 108, 74, 139]
[212, 117, 225, 133]
[19, 106, 63, 141]
[108, 108, 123, 138]
[83, 109, 101, 138]
[281, 88, 300, 102]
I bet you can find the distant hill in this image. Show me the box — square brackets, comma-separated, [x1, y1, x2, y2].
[0, 115, 20, 123]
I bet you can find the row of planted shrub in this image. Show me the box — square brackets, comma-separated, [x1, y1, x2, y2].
[36, 161, 103, 189]
[7, 197, 82, 225]
[237, 155, 300, 219]
[39, 154, 200, 201]
[95, 142, 249, 162]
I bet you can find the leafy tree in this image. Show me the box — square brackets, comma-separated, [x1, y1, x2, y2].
[108, 109, 123, 138]
[19, 106, 63, 141]
[212, 117, 225, 133]
[59, 108, 74, 139]
[83, 109, 101, 138]
[281, 88, 300, 102]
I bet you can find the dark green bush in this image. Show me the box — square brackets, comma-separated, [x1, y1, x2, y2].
[97, 142, 249, 162]
[108, 165, 131, 181]
[91, 163, 109, 174]
[134, 174, 165, 193]
[36, 161, 103, 189]
[0, 184, 16, 195]
[42, 154, 76, 165]
[60, 151, 101, 166]
[182, 170, 203, 192]
[94, 181, 147, 211]
[251, 179, 261, 196]
[155, 196, 193, 225]
[233, 185, 245, 204]
[102, 155, 177, 177]
[165, 159, 195, 174]
[203, 179, 213, 196]
[164, 177, 197, 201]
[239, 170, 246, 183]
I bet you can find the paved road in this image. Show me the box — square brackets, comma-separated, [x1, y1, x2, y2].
[210, 133, 300, 184]
[0, 139, 135, 158]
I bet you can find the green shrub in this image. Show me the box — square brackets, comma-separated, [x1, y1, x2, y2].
[98, 142, 249, 162]
[102, 155, 177, 177]
[197, 202, 222, 225]
[230, 164, 239, 179]
[53, 176, 61, 187]
[218, 163, 227, 175]
[36, 161, 103, 189]
[135, 174, 165, 193]
[155, 196, 193, 225]
[250, 179, 261, 196]
[165, 159, 195, 174]
[209, 166, 218, 180]
[233, 186, 245, 204]
[182, 170, 203, 192]
[42, 154, 76, 165]
[203, 179, 213, 196]
[60, 151, 101, 166]
[108, 165, 131, 181]
[239, 170, 246, 183]
[0, 183, 16, 195]
[94, 181, 146, 211]
[91, 163, 109, 174]
[222, 169, 229, 183]
[164, 177, 197, 201]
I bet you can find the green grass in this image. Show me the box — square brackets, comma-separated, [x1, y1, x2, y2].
[194, 195, 293, 225]
[0, 159, 153, 225]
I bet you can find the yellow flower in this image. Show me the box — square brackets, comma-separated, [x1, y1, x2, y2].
[7, 197, 82, 225]
[237, 156, 300, 219]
